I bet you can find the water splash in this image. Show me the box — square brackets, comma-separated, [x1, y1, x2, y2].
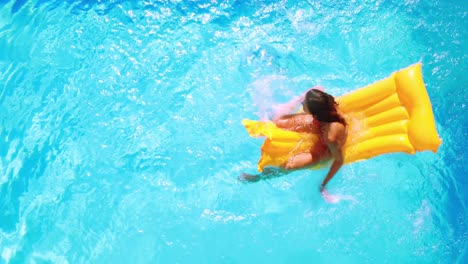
[321, 189, 358, 204]
[413, 199, 431, 236]
[248, 75, 287, 120]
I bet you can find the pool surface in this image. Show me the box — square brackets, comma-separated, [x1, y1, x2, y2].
[0, 0, 467, 263]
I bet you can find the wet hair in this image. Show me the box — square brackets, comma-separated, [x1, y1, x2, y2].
[304, 89, 346, 125]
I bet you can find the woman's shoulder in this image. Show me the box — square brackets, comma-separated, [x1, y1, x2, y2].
[325, 122, 346, 143]
[330, 121, 346, 130]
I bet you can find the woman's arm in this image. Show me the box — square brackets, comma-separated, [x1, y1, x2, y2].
[320, 122, 345, 192]
[271, 93, 307, 121]
[320, 141, 343, 192]
[271, 86, 324, 120]
[274, 114, 320, 133]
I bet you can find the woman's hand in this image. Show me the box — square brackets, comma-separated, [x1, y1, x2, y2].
[271, 86, 324, 120]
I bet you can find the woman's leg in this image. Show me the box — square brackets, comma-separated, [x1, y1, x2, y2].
[240, 151, 325, 182]
[283, 152, 316, 170]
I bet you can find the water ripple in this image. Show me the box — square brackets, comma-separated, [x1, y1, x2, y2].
[0, 0, 466, 262]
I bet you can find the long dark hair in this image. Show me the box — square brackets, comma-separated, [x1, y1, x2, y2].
[304, 89, 346, 125]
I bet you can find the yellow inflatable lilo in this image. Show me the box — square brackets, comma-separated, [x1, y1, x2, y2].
[243, 63, 442, 172]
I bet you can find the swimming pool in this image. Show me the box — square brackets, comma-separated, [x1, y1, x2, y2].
[0, 0, 466, 262]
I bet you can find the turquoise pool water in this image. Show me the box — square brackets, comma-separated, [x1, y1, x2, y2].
[0, 0, 467, 263]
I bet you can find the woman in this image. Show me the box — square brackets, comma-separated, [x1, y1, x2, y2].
[242, 88, 347, 192]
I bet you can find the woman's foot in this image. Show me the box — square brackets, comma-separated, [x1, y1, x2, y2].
[239, 173, 261, 182]
[239, 167, 285, 183]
